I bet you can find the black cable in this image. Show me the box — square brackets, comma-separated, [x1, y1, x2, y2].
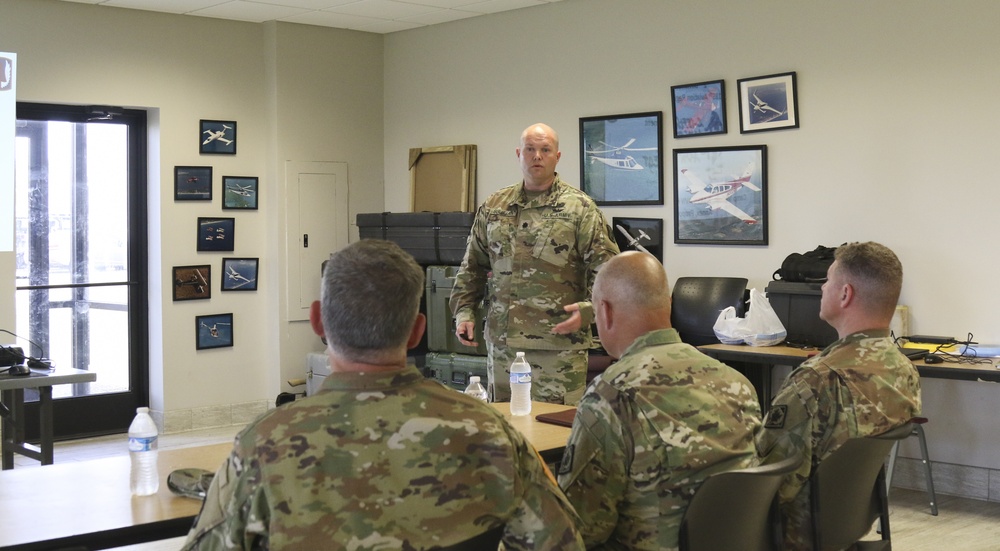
[0, 329, 45, 360]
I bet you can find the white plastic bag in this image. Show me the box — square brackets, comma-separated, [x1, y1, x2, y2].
[712, 288, 787, 347]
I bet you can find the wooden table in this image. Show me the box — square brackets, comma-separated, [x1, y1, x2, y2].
[0, 442, 230, 550]
[1, 367, 98, 469]
[492, 400, 574, 463]
[0, 401, 574, 550]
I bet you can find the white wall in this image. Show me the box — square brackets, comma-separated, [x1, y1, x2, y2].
[383, 0, 1000, 469]
[0, 0, 383, 430]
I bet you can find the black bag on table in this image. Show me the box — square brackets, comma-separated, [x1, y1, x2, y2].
[773, 245, 837, 283]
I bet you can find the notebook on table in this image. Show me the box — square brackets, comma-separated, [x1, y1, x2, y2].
[534, 408, 577, 427]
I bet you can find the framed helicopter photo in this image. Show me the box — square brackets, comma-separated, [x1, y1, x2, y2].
[579, 111, 663, 206]
[222, 176, 258, 210]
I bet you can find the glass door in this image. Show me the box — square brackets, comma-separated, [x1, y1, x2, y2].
[14, 103, 147, 440]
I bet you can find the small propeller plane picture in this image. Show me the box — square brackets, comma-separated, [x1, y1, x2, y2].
[175, 268, 208, 295]
[585, 138, 657, 170]
[680, 162, 760, 224]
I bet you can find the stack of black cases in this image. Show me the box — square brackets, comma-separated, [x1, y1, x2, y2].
[424, 265, 488, 391]
[357, 212, 474, 266]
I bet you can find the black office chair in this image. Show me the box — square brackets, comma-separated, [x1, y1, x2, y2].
[670, 277, 748, 346]
[435, 524, 505, 550]
[810, 423, 915, 551]
[679, 454, 802, 551]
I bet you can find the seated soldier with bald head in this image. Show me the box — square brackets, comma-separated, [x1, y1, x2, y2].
[557, 251, 762, 550]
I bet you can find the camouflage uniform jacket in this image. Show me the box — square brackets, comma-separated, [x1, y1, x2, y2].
[755, 329, 921, 551]
[557, 329, 762, 550]
[450, 175, 619, 350]
[182, 366, 584, 551]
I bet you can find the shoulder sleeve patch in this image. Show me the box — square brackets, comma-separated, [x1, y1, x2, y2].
[558, 444, 574, 476]
[764, 404, 788, 429]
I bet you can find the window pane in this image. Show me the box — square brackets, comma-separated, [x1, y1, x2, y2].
[14, 118, 131, 401]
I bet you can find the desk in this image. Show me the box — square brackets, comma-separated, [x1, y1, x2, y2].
[699, 343, 1000, 407]
[1, 367, 98, 470]
[0, 442, 231, 551]
[0, 402, 572, 550]
[492, 400, 574, 463]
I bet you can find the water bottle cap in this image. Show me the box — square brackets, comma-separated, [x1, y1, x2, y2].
[137, 407, 149, 413]
[470, 376, 480, 383]
[516, 351, 525, 357]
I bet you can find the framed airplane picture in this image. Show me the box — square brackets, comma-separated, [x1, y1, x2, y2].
[174, 166, 213, 201]
[222, 176, 258, 210]
[200, 119, 237, 155]
[673, 145, 768, 246]
[611, 217, 663, 262]
[172, 264, 211, 301]
[670, 79, 727, 138]
[579, 111, 664, 206]
[737, 72, 799, 133]
[221, 257, 259, 291]
[197, 217, 235, 252]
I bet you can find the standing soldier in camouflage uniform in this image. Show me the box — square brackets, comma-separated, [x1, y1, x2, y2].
[558, 252, 762, 550]
[451, 123, 619, 405]
[182, 240, 584, 550]
[756, 241, 921, 551]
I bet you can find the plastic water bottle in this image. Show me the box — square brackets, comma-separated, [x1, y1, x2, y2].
[128, 407, 160, 496]
[464, 375, 488, 402]
[509, 351, 532, 416]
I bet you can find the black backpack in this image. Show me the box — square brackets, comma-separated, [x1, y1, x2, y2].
[773, 245, 837, 283]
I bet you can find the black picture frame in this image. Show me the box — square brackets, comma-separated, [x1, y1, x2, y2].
[579, 111, 664, 206]
[737, 72, 799, 133]
[673, 145, 768, 246]
[222, 176, 258, 210]
[196, 313, 233, 350]
[611, 217, 663, 262]
[196, 217, 235, 252]
[670, 80, 727, 138]
[200, 119, 237, 155]
[174, 166, 213, 201]
[221, 257, 259, 291]
[172, 265, 212, 301]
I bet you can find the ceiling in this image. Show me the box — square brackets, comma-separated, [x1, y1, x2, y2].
[60, 0, 565, 34]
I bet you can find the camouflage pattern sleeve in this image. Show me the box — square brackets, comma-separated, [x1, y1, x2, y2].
[575, 199, 619, 303]
[756, 368, 820, 504]
[451, 203, 491, 326]
[556, 390, 628, 548]
[500, 420, 586, 550]
[181, 444, 263, 550]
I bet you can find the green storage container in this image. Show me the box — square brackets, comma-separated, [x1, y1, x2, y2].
[425, 265, 487, 356]
[426, 352, 489, 391]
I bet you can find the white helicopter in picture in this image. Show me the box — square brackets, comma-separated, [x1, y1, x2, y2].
[202, 125, 234, 146]
[226, 181, 255, 197]
[680, 162, 760, 224]
[585, 138, 657, 170]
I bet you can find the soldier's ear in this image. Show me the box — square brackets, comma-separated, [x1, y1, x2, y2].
[309, 301, 325, 338]
[407, 313, 427, 350]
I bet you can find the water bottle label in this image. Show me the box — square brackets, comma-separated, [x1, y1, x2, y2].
[510, 373, 531, 384]
[129, 436, 157, 452]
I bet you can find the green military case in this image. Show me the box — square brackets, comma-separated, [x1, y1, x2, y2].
[425, 351, 489, 391]
[425, 265, 487, 356]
